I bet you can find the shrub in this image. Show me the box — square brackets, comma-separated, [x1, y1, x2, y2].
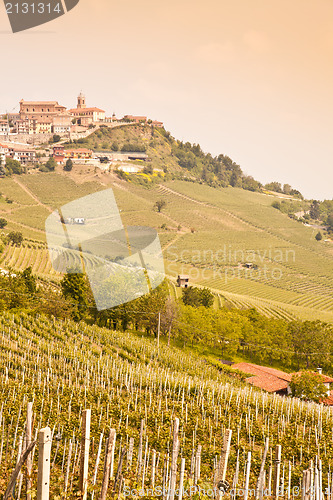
[64, 159, 73, 172]
[45, 157, 57, 171]
[272, 201, 281, 210]
[8, 231, 23, 246]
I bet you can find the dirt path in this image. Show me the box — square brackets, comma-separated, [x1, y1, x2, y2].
[6, 219, 46, 235]
[13, 177, 53, 213]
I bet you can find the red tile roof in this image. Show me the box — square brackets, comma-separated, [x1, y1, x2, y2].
[232, 362, 292, 393]
[8, 144, 35, 152]
[68, 108, 105, 113]
[65, 148, 93, 154]
[232, 362, 292, 381]
[246, 374, 289, 392]
[232, 362, 333, 394]
[20, 100, 66, 107]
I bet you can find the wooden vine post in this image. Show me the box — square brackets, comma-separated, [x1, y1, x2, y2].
[244, 452, 252, 500]
[178, 458, 185, 500]
[255, 437, 269, 500]
[168, 417, 180, 500]
[302, 469, 311, 500]
[214, 428, 232, 499]
[99, 428, 116, 500]
[26, 401, 33, 500]
[157, 312, 161, 354]
[37, 427, 52, 500]
[79, 409, 91, 500]
[273, 445, 282, 499]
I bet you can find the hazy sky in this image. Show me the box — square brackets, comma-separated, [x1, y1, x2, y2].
[0, 0, 332, 199]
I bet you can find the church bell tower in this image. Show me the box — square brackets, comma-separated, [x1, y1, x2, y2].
[77, 91, 86, 109]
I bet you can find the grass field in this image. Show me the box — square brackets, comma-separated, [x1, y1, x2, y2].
[0, 172, 333, 321]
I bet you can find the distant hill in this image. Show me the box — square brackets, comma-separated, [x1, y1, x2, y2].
[65, 123, 303, 195]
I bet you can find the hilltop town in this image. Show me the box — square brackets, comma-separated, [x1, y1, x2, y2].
[0, 92, 163, 170]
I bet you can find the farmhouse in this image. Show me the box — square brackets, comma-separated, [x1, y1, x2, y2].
[232, 362, 333, 404]
[177, 275, 190, 288]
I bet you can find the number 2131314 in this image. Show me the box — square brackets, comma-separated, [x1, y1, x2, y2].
[5, 2, 62, 14]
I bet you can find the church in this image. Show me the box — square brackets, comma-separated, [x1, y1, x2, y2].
[68, 92, 106, 125]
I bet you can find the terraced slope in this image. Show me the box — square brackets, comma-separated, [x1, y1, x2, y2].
[0, 173, 332, 321]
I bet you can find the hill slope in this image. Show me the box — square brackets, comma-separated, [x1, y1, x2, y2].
[0, 311, 331, 495]
[0, 169, 332, 321]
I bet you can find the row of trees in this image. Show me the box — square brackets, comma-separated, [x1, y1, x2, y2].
[58, 272, 333, 374]
[264, 181, 303, 198]
[1, 265, 332, 375]
[170, 139, 303, 196]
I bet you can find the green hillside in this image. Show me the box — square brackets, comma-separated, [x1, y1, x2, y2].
[0, 170, 332, 321]
[66, 124, 182, 174]
[65, 123, 279, 192]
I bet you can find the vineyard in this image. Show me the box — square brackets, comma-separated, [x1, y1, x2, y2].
[0, 312, 333, 498]
[1, 172, 333, 322]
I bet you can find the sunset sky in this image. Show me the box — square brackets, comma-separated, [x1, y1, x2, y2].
[0, 0, 332, 199]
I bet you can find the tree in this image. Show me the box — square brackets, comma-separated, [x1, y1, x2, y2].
[283, 184, 292, 195]
[310, 200, 320, 220]
[5, 158, 23, 175]
[182, 287, 202, 308]
[64, 159, 73, 172]
[0, 218, 7, 229]
[290, 371, 328, 403]
[154, 200, 166, 213]
[160, 297, 180, 345]
[60, 269, 91, 321]
[52, 134, 61, 143]
[8, 231, 23, 246]
[288, 320, 332, 370]
[315, 231, 323, 241]
[200, 287, 214, 308]
[326, 213, 333, 233]
[182, 286, 214, 308]
[22, 267, 37, 294]
[230, 171, 241, 187]
[45, 157, 57, 171]
[264, 182, 282, 193]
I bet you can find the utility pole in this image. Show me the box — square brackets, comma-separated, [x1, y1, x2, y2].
[157, 312, 161, 354]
